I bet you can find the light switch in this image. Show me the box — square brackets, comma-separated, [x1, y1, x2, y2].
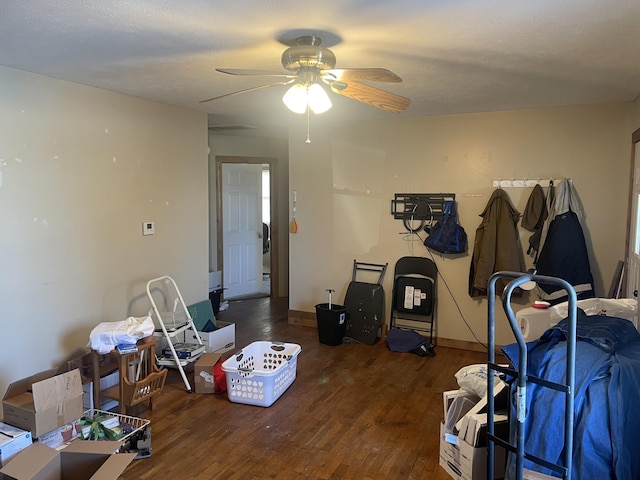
[142, 221, 155, 236]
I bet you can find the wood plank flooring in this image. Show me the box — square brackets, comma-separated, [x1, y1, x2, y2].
[119, 297, 489, 480]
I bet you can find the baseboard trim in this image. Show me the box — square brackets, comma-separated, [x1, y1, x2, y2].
[288, 309, 316, 328]
[435, 337, 488, 353]
[288, 309, 496, 353]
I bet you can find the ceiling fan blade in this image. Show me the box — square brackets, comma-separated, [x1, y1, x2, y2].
[216, 68, 295, 78]
[330, 81, 410, 113]
[199, 80, 293, 104]
[322, 68, 402, 83]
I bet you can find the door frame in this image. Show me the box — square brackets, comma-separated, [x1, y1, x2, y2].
[624, 128, 640, 297]
[216, 155, 279, 298]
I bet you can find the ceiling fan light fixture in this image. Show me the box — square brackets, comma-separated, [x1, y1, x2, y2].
[307, 83, 332, 114]
[282, 82, 332, 114]
[282, 83, 308, 114]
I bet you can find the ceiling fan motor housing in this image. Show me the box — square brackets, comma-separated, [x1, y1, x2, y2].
[281, 45, 336, 71]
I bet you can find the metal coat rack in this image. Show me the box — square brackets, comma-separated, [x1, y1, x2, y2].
[492, 179, 554, 188]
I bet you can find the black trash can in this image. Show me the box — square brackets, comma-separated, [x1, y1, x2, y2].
[209, 288, 223, 315]
[315, 303, 348, 346]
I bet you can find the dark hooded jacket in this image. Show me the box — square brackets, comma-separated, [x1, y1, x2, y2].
[469, 189, 526, 297]
[521, 183, 549, 258]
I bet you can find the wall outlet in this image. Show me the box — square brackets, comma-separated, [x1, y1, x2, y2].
[142, 221, 155, 236]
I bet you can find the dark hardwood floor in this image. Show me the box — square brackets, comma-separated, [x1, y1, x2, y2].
[120, 297, 488, 479]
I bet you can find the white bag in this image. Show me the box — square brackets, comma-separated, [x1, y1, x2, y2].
[455, 364, 505, 398]
[549, 298, 638, 327]
[89, 316, 155, 354]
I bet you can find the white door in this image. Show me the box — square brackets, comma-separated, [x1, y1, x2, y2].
[222, 163, 263, 298]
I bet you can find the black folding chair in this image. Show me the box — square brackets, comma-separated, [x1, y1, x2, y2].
[389, 256, 437, 347]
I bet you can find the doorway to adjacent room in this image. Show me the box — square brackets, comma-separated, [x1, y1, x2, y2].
[216, 156, 278, 300]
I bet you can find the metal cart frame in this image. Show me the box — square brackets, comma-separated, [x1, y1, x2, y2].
[343, 260, 388, 345]
[487, 271, 577, 480]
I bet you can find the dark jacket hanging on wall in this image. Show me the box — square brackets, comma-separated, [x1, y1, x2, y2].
[469, 189, 526, 297]
[521, 183, 549, 258]
[535, 211, 595, 303]
[534, 178, 595, 304]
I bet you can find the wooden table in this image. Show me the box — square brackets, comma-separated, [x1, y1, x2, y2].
[91, 338, 167, 414]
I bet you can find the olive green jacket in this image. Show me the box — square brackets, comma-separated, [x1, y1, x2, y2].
[469, 189, 526, 297]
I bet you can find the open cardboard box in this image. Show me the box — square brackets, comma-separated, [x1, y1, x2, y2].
[187, 321, 235, 353]
[0, 440, 136, 479]
[2, 369, 84, 439]
[440, 389, 508, 480]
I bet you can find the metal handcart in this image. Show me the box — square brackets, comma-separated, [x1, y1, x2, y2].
[486, 271, 577, 480]
[343, 260, 388, 345]
[146, 276, 205, 393]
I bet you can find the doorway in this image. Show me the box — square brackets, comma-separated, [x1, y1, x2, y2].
[625, 127, 640, 300]
[216, 156, 278, 300]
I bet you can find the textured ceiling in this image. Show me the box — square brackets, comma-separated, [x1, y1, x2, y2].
[2, 1, 639, 136]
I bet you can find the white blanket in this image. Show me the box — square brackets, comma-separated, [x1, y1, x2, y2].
[89, 316, 155, 354]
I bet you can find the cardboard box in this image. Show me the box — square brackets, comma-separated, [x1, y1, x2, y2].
[194, 353, 223, 394]
[0, 422, 32, 467]
[208, 271, 222, 291]
[2, 369, 84, 439]
[439, 422, 506, 480]
[36, 418, 83, 450]
[0, 439, 135, 479]
[187, 321, 235, 353]
[440, 389, 508, 480]
[523, 469, 557, 479]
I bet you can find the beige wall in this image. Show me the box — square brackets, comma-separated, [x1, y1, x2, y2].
[289, 103, 636, 347]
[0, 67, 209, 401]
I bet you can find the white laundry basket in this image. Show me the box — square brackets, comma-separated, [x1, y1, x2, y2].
[221, 341, 301, 407]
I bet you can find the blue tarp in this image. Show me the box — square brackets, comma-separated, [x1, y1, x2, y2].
[502, 312, 640, 479]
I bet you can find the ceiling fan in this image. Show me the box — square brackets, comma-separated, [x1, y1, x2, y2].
[199, 35, 410, 114]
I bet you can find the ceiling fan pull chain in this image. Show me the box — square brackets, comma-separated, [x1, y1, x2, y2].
[306, 106, 311, 144]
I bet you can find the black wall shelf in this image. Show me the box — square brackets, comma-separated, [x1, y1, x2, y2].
[390, 193, 456, 221]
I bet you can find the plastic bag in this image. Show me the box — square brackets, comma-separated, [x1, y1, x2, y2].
[213, 359, 227, 393]
[549, 298, 637, 326]
[89, 316, 155, 354]
[455, 364, 505, 398]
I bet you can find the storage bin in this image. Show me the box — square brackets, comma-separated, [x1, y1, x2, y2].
[221, 341, 301, 407]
